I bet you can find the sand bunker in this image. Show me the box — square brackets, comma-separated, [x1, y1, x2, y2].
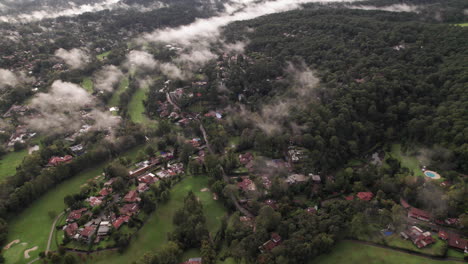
[3, 239, 19, 250]
[24, 246, 38, 259]
[200, 188, 209, 192]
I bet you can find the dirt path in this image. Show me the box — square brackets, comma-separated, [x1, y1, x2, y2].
[46, 211, 65, 254]
[24, 246, 38, 259]
[3, 239, 20, 250]
[345, 239, 465, 263]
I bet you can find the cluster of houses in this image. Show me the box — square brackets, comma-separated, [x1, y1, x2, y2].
[61, 153, 184, 245]
[400, 226, 435, 248]
[179, 257, 202, 264]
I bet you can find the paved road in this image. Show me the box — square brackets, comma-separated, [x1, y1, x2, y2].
[46, 211, 65, 254]
[166, 92, 181, 111]
[346, 239, 465, 263]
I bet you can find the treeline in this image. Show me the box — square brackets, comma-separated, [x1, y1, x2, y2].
[220, 8, 467, 173]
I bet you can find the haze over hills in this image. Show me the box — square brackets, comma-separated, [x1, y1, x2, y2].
[0, 0, 466, 263]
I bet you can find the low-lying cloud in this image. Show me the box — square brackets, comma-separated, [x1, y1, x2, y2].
[55, 48, 90, 70]
[0, 0, 123, 23]
[348, 4, 421, 13]
[94, 65, 124, 92]
[26, 80, 119, 134]
[0, 69, 35, 90]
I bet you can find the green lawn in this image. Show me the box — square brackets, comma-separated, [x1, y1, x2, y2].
[3, 145, 144, 264]
[109, 76, 129, 107]
[455, 23, 468, 27]
[387, 144, 424, 177]
[86, 176, 227, 264]
[447, 248, 466, 259]
[128, 86, 150, 124]
[96, 51, 111, 61]
[314, 241, 459, 264]
[81, 77, 94, 93]
[0, 149, 28, 181]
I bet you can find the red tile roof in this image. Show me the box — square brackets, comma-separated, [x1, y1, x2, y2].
[99, 188, 112, 196]
[80, 226, 96, 238]
[345, 195, 354, 201]
[120, 203, 139, 216]
[67, 208, 87, 221]
[408, 207, 431, 221]
[448, 233, 468, 252]
[238, 178, 254, 191]
[48, 155, 73, 166]
[124, 190, 138, 202]
[113, 215, 130, 229]
[357, 192, 373, 201]
[400, 198, 410, 209]
[64, 223, 78, 237]
[438, 231, 449, 240]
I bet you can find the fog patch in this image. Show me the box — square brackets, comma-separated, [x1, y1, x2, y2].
[25, 80, 119, 134]
[94, 65, 124, 92]
[348, 4, 421, 13]
[55, 48, 90, 70]
[0, 69, 35, 90]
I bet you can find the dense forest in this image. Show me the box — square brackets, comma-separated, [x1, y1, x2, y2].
[218, 8, 468, 172]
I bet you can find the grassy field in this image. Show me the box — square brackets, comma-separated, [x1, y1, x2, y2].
[96, 51, 111, 61]
[313, 241, 459, 264]
[85, 176, 227, 264]
[455, 23, 468, 27]
[128, 86, 150, 124]
[387, 144, 425, 177]
[81, 77, 94, 93]
[447, 248, 466, 259]
[2, 146, 144, 264]
[0, 149, 28, 181]
[109, 76, 129, 107]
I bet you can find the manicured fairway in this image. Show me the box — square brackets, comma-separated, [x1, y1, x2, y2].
[313, 241, 459, 264]
[109, 76, 129, 107]
[0, 149, 28, 181]
[456, 23, 468, 27]
[88, 176, 227, 264]
[81, 77, 94, 93]
[128, 86, 150, 124]
[3, 146, 144, 264]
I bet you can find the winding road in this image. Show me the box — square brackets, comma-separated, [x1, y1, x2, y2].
[46, 211, 65, 254]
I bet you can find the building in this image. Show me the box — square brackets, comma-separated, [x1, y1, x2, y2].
[357, 192, 374, 201]
[285, 174, 308, 184]
[124, 190, 139, 203]
[400, 226, 435, 248]
[181, 257, 202, 264]
[120, 203, 139, 216]
[64, 223, 78, 237]
[138, 173, 157, 185]
[86, 196, 104, 207]
[239, 152, 254, 165]
[47, 155, 73, 166]
[67, 208, 87, 222]
[97, 221, 111, 236]
[447, 233, 468, 253]
[137, 183, 149, 193]
[438, 231, 449, 240]
[400, 198, 411, 209]
[70, 144, 85, 155]
[238, 178, 256, 191]
[99, 188, 112, 196]
[80, 226, 96, 241]
[408, 207, 431, 222]
[259, 233, 282, 253]
[113, 215, 130, 229]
